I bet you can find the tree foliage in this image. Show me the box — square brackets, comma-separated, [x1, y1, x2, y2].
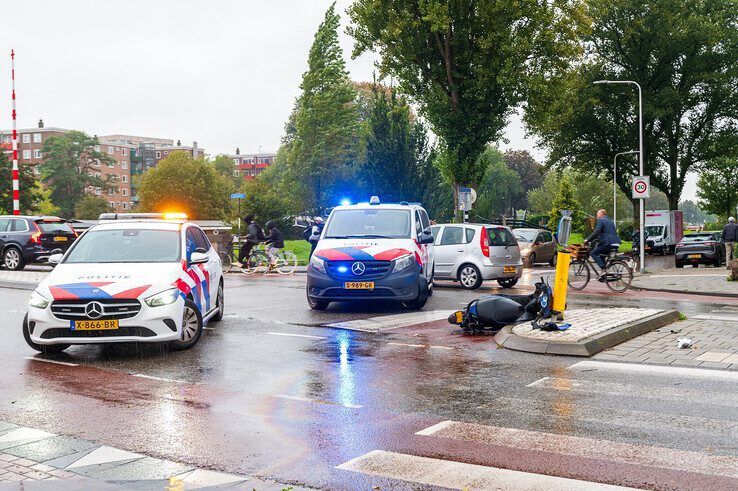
[348, 0, 586, 214]
[549, 175, 580, 230]
[0, 150, 44, 214]
[74, 195, 111, 220]
[282, 3, 361, 211]
[475, 148, 523, 220]
[679, 199, 716, 225]
[39, 131, 116, 218]
[526, 0, 738, 211]
[697, 157, 738, 220]
[503, 150, 543, 209]
[138, 152, 232, 220]
[211, 154, 241, 187]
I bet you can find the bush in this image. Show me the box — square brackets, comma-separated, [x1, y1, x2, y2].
[617, 221, 635, 240]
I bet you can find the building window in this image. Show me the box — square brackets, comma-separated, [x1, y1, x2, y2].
[156, 151, 161, 158]
[22, 149, 31, 159]
[115, 147, 120, 153]
[95, 188, 101, 196]
[122, 175, 128, 183]
[33, 149, 42, 159]
[96, 172, 101, 178]
[122, 189, 127, 197]
[107, 146, 114, 154]
[2, 135, 9, 143]
[33, 166, 40, 175]
[243, 158, 253, 164]
[121, 148, 126, 156]
[94, 145, 101, 152]
[33, 133, 42, 143]
[122, 161, 127, 169]
[22, 134, 30, 143]
[109, 202, 114, 209]
[122, 202, 128, 210]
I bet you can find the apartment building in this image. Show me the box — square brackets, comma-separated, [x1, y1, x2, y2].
[0, 121, 69, 175]
[230, 148, 276, 180]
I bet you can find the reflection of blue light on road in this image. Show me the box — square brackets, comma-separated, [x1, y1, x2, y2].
[336, 331, 355, 407]
[337, 266, 348, 273]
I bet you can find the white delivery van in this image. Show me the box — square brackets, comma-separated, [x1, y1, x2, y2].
[644, 210, 684, 255]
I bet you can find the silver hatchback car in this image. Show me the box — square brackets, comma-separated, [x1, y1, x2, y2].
[431, 223, 523, 289]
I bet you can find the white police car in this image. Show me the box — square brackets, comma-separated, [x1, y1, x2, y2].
[306, 197, 435, 310]
[23, 213, 223, 353]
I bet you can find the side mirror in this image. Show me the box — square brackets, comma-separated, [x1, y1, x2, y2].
[48, 254, 63, 265]
[418, 231, 434, 245]
[189, 252, 209, 264]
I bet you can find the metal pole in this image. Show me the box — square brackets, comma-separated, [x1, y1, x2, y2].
[10, 49, 19, 215]
[613, 150, 639, 232]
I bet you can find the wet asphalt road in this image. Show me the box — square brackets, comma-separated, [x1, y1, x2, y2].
[1, 267, 737, 489]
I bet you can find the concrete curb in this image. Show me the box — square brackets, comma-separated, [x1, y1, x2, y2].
[0, 280, 37, 291]
[631, 284, 738, 299]
[493, 309, 680, 357]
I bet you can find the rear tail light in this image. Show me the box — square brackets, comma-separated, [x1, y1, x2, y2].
[30, 222, 42, 244]
[480, 227, 490, 257]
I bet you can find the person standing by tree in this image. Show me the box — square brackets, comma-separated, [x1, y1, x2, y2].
[722, 217, 738, 268]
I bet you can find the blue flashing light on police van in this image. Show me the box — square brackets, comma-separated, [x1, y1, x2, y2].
[369, 196, 380, 205]
[337, 265, 348, 273]
[340, 198, 352, 207]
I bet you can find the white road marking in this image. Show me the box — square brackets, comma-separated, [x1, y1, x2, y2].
[273, 394, 363, 409]
[526, 376, 550, 387]
[327, 310, 456, 332]
[132, 373, 194, 384]
[173, 469, 247, 486]
[337, 450, 635, 490]
[266, 332, 325, 340]
[67, 446, 143, 469]
[414, 421, 738, 478]
[388, 342, 426, 348]
[0, 427, 55, 443]
[415, 420, 454, 436]
[24, 357, 78, 367]
[569, 360, 738, 382]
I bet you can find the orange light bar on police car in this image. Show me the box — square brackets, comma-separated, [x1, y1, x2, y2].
[163, 212, 188, 220]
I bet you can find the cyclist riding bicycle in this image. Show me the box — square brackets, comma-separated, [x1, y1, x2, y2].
[264, 220, 284, 269]
[584, 209, 620, 276]
[236, 214, 265, 267]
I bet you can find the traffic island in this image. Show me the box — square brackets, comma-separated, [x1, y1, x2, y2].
[494, 308, 680, 356]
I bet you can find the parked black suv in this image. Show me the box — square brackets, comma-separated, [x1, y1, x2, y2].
[674, 232, 724, 268]
[0, 216, 77, 270]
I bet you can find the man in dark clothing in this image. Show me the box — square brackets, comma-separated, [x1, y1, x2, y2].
[585, 209, 621, 269]
[723, 217, 738, 267]
[237, 214, 264, 266]
[307, 217, 324, 257]
[264, 220, 284, 267]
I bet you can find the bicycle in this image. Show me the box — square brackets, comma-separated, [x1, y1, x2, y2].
[567, 243, 634, 293]
[217, 237, 245, 274]
[241, 243, 298, 275]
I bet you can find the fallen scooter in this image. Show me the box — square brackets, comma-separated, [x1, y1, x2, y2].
[448, 279, 569, 334]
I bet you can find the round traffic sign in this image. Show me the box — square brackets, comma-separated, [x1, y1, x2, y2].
[634, 180, 647, 193]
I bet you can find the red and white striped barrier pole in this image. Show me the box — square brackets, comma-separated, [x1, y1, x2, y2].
[11, 49, 19, 215]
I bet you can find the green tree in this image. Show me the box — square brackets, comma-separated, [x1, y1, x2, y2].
[548, 175, 580, 231]
[359, 83, 433, 203]
[348, 0, 585, 217]
[503, 150, 543, 209]
[211, 154, 241, 186]
[31, 182, 60, 216]
[39, 131, 116, 217]
[697, 157, 738, 220]
[679, 200, 716, 225]
[281, 3, 360, 211]
[74, 195, 112, 219]
[0, 150, 47, 214]
[138, 152, 231, 220]
[475, 148, 523, 220]
[526, 0, 738, 212]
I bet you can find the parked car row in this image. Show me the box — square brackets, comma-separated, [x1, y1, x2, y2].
[0, 215, 78, 270]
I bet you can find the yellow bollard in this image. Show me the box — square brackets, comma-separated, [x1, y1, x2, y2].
[552, 250, 571, 320]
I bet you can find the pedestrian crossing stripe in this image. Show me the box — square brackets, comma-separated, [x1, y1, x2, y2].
[326, 310, 456, 332]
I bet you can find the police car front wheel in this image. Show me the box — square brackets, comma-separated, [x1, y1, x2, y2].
[171, 299, 203, 351]
[22, 314, 69, 354]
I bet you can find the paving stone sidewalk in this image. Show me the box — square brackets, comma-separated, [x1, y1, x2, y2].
[0, 421, 300, 490]
[595, 308, 738, 370]
[632, 268, 738, 297]
[0, 270, 48, 291]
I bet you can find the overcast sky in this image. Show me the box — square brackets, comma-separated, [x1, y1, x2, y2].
[0, 0, 696, 199]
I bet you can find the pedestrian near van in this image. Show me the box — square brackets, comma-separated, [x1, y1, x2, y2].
[308, 217, 324, 257]
[722, 217, 738, 268]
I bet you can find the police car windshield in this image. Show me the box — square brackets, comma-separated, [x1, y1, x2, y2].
[324, 209, 411, 239]
[64, 229, 181, 263]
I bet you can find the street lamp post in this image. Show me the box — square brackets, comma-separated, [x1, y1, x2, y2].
[612, 150, 639, 229]
[594, 80, 645, 272]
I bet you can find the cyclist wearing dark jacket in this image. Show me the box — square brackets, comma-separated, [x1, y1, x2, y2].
[238, 215, 264, 265]
[585, 209, 620, 269]
[264, 221, 284, 266]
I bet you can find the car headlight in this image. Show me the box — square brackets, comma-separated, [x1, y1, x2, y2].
[29, 290, 50, 309]
[392, 254, 415, 273]
[144, 288, 180, 307]
[310, 255, 326, 273]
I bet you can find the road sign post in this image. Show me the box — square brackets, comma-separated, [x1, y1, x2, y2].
[632, 176, 650, 199]
[230, 193, 246, 235]
[631, 176, 649, 272]
[458, 187, 476, 223]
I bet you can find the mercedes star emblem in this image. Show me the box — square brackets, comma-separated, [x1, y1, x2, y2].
[351, 262, 366, 275]
[85, 301, 104, 319]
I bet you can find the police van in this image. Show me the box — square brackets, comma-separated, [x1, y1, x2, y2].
[306, 197, 435, 310]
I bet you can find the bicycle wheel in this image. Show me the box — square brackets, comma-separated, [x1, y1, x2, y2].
[218, 251, 232, 274]
[567, 259, 590, 291]
[242, 252, 269, 275]
[604, 260, 633, 293]
[276, 250, 298, 275]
